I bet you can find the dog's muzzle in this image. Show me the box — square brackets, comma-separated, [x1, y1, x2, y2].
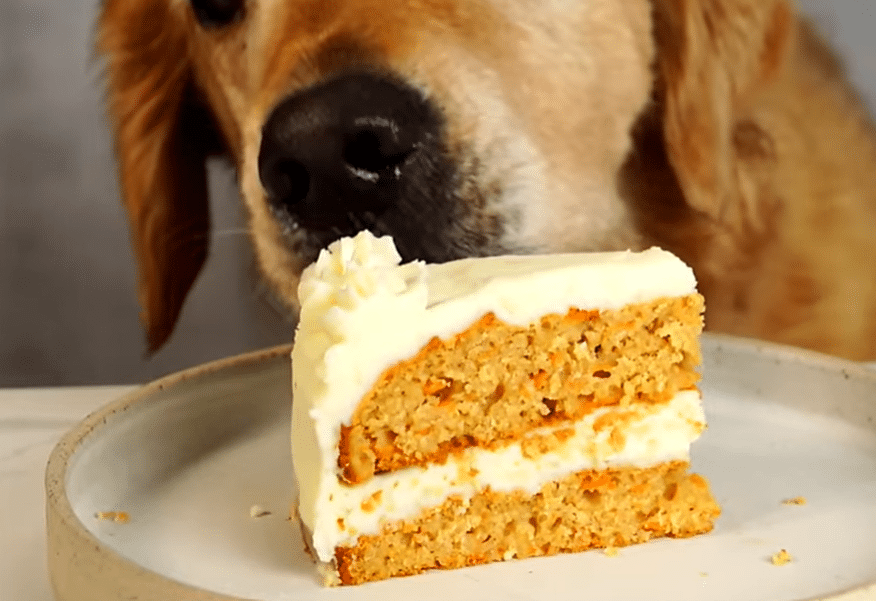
[258, 72, 441, 233]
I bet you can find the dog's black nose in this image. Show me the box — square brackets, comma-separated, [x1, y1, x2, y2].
[258, 72, 438, 230]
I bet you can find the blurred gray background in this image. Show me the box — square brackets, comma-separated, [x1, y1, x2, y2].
[1, 0, 874, 386]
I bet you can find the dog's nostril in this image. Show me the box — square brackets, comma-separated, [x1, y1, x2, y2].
[344, 130, 385, 175]
[259, 72, 441, 231]
[343, 124, 413, 177]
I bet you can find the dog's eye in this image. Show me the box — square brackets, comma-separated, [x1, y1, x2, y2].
[190, 0, 244, 27]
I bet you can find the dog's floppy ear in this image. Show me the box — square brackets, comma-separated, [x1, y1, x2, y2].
[98, 0, 212, 353]
[652, 0, 793, 224]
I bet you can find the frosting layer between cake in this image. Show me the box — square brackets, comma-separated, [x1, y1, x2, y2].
[307, 390, 704, 560]
[291, 231, 702, 563]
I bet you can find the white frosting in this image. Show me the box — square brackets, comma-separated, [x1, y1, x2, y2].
[291, 231, 701, 562]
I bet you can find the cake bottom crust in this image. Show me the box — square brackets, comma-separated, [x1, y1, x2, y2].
[322, 461, 719, 585]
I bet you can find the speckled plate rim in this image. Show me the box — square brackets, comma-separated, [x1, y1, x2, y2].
[45, 343, 292, 601]
[44, 334, 876, 601]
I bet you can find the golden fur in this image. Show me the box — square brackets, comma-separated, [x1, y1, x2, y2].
[99, 0, 876, 360]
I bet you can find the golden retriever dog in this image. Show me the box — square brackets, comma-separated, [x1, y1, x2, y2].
[98, 0, 876, 360]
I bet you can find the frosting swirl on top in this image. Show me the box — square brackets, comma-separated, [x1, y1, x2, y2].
[299, 231, 424, 310]
[295, 231, 427, 381]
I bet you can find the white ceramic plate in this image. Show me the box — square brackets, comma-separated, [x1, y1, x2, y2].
[46, 335, 876, 601]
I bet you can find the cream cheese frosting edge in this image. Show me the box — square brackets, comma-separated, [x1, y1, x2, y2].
[291, 231, 702, 562]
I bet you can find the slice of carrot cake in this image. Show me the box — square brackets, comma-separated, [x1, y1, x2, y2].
[291, 230, 720, 586]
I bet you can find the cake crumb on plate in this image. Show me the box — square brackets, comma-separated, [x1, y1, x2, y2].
[771, 549, 793, 566]
[95, 511, 129, 523]
[250, 505, 272, 518]
[782, 496, 807, 506]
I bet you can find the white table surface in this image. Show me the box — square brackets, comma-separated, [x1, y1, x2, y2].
[1, 386, 136, 601]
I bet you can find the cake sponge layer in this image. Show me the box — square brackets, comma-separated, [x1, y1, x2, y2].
[338, 294, 703, 484]
[325, 461, 720, 585]
[304, 391, 706, 563]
